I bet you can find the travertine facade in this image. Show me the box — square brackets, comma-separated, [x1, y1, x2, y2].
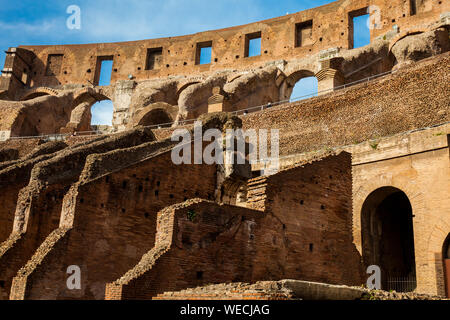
[0, 0, 449, 300]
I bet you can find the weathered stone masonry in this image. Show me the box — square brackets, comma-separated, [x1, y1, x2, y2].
[0, 0, 449, 300]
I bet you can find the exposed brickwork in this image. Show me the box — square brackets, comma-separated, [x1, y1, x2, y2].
[0, 0, 449, 300]
[242, 53, 450, 156]
[103, 152, 360, 300]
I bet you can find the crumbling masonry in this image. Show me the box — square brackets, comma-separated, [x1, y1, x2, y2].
[0, 0, 449, 299]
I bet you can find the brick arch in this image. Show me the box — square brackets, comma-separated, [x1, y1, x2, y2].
[60, 88, 113, 133]
[388, 28, 427, 52]
[19, 87, 59, 101]
[176, 80, 202, 100]
[132, 102, 178, 128]
[279, 69, 316, 100]
[426, 221, 450, 257]
[352, 180, 426, 254]
[72, 87, 113, 104]
[423, 222, 450, 297]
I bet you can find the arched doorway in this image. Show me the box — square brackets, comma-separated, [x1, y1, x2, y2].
[361, 187, 417, 292]
[443, 234, 450, 298]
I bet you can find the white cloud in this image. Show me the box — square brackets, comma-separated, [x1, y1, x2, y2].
[0, 19, 60, 34]
[91, 100, 113, 125]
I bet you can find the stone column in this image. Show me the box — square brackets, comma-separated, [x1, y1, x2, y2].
[112, 80, 135, 132]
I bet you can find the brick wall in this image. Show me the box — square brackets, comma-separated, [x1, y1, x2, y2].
[14, 151, 216, 299]
[11, 0, 447, 87]
[242, 53, 450, 156]
[106, 152, 363, 300]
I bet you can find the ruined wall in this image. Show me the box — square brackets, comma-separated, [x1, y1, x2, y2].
[351, 124, 450, 296]
[0, 0, 448, 134]
[251, 152, 364, 286]
[8, 0, 447, 87]
[242, 52, 450, 156]
[0, 128, 154, 300]
[104, 152, 361, 300]
[12, 149, 216, 300]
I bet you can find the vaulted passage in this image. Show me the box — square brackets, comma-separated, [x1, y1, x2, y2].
[361, 187, 417, 292]
[444, 234, 450, 298]
[137, 108, 172, 127]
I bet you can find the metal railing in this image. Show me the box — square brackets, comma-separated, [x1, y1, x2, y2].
[6, 69, 397, 140]
[385, 272, 417, 293]
[9, 130, 102, 141]
[142, 69, 396, 127]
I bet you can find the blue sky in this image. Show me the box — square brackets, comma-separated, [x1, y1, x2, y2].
[0, 0, 370, 125]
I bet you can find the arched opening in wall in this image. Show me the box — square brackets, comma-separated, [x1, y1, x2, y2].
[137, 108, 172, 127]
[361, 187, 417, 292]
[280, 70, 317, 102]
[290, 76, 318, 102]
[443, 234, 450, 298]
[20, 92, 50, 101]
[90, 100, 114, 127]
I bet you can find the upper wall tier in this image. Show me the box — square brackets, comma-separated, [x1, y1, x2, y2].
[2, 0, 448, 90]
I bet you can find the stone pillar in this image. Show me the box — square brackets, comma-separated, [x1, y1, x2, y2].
[316, 49, 345, 96]
[0, 48, 34, 100]
[208, 87, 230, 113]
[315, 68, 345, 95]
[112, 80, 135, 132]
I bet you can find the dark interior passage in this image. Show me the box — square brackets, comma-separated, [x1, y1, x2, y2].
[361, 187, 417, 292]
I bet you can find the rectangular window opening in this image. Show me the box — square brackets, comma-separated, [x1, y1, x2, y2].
[349, 8, 370, 49]
[295, 20, 313, 47]
[245, 32, 262, 58]
[410, 0, 417, 16]
[21, 69, 28, 85]
[45, 54, 64, 76]
[95, 56, 113, 86]
[196, 41, 212, 65]
[145, 47, 163, 70]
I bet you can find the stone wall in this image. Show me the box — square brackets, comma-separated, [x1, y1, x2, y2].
[351, 124, 450, 296]
[10, 150, 216, 299]
[242, 52, 450, 156]
[9, 0, 448, 87]
[0, 0, 448, 134]
[0, 127, 155, 300]
[105, 152, 362, 300]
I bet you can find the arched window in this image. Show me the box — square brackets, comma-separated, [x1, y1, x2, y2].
[290, 76, 318, 102]
[91, 100, 114, 126]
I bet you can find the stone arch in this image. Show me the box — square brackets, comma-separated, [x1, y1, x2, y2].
[61, 89, 113, 133]
[389, 27, 450, 68]
[388, 29, 427, 52]
[443, 234, 450, 298]
[176, 81, 201, 100]
[132, 102, 178, 127]
[19, 87, 59, 101]
[279, 69, 316, 101]
[423, 221, 450, 297]
[360, 186, 417, 291]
